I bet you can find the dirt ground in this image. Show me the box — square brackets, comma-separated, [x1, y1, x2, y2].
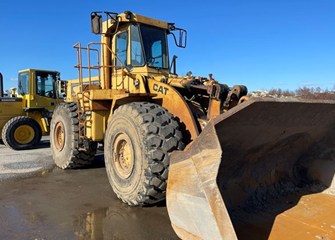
[0, 157, 178, 240]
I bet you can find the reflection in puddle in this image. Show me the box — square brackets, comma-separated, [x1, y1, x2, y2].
[73, 204, 178, 240]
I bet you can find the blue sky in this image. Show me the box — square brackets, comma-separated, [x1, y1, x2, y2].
[1, 0, 334, 92]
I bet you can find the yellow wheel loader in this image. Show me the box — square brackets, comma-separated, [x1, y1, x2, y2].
[50, 11, 335, 239]
[0, 69, 63, 150]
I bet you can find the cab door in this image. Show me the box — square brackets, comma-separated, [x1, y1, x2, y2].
[111, 24, 147, 92]
[31, 70, 58, 111]
[111, 26, 130, 90]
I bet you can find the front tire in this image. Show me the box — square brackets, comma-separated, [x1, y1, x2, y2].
[104, 102, 183, 206]
[2, 116, 42, 150]
[50, 102, 97, 169]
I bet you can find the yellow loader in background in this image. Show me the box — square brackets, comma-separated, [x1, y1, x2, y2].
[50, 11, 335, 239]
[0, 69, 64, 150]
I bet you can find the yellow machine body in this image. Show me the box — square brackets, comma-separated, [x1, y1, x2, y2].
[52, 11, 335, 239]
[0, 101, 23, 131]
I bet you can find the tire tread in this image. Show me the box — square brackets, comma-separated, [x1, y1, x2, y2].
[50, 102, 97, 169]
[109, 102, 184, 206]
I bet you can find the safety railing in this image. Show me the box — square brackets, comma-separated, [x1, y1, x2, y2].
[73, 42, 125, 93]
[73, 41, 126, 144]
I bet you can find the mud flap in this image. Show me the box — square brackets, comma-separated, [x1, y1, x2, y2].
[167, 98, 335, 240]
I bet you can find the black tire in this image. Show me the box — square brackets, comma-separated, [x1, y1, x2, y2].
[104, 102, 184, 206]
[50, 102, 97, 169]
[1, 116, 42, 150]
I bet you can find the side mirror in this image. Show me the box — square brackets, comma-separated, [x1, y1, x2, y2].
[168, 23, 187, 48]
[91, 12, 102, 34]
[177, 29, 187, 48]
[90, 11, 119, 35]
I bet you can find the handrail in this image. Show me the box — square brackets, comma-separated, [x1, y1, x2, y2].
[73, 41, 126, 93]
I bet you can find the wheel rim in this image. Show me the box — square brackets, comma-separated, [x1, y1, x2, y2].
[54, 121, 65, 151]
[112, 133, 134, 179]
[14, 125, 35, 144]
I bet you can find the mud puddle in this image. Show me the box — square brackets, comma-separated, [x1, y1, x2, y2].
[0, 164, 178, 240]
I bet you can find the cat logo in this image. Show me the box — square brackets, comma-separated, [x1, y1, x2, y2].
[153, 83, 169, 95]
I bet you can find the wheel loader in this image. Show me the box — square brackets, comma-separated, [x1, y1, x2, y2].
[50, 11, 335, 239]
[0, 69, 64, 150]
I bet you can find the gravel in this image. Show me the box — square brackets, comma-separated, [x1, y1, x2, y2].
[0, 136, 55, 181]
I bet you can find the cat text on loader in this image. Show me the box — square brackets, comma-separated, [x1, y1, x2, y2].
[0, 69, 64, 150]
[50, 11, 335, 239]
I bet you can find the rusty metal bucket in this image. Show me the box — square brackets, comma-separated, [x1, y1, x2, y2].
[167, 98, 335, 240]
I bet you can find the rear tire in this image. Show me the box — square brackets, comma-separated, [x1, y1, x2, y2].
[50, 102, 97, 169]
[2, 116, 42, 150]
[104, 102, 183, 206]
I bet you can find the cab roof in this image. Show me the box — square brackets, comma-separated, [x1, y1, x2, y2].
[102, 11, 170, 33]
[18, 69, 59, 74]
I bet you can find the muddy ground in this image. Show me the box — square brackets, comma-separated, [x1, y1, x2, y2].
[0, 155, 178, 240]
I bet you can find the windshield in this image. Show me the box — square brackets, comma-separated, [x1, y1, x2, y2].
[18, 71, 29, 95]
[140, 25, 169, 69]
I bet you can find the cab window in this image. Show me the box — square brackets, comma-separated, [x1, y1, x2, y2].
[130, 25, 144, 66]
[140, 25, 168, 69]
[36, 71, 57, 98]
[18, 72, 29, 95]
[115, 31, 128, 67]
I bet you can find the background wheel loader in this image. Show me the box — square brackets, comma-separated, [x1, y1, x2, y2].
[50, 11, 335, 239]
[0, 69, 64, 150]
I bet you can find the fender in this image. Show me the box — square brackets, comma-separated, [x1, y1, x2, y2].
[148, 78, 199, 141]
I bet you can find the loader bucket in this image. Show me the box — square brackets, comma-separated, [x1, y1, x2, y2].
[167, 98, 335, 240]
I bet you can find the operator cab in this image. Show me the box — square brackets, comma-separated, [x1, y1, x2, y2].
[116, 24, 169, 69]
[18, 69, 60, 99]
[91, 11, 186, 75]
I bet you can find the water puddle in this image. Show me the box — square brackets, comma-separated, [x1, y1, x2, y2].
[73, 205, 178, 239]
